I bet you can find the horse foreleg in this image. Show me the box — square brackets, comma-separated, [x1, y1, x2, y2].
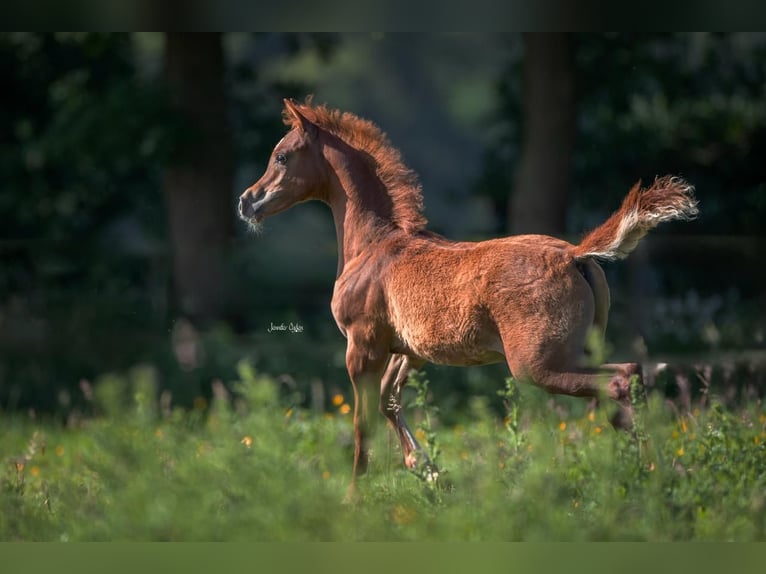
[344, 335, 388, 498]
[379, 354, 437, 480]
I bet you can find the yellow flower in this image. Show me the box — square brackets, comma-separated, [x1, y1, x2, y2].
[415, 428, 427, 441]
[391, 504, 417, 525]
[594, 426, 602, 434]
[680, 419, 688, 433]
[241, 436, 253, 448]
[332, 394, 344, 407]
[339, 403, 351, 415]
[677, 446, 685, 457]
[559, 421, 567, 432]
[588, 412, 596, 422]
[755, 436, 761, 446]
[30, 466, 40, 477]
[322, 470, 330, 480]
[55, 446, 65, 457]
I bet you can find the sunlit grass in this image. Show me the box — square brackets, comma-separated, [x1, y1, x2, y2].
[1, 362, 764, 541]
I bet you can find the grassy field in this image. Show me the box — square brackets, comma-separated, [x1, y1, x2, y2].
[1, 361, 765, 541]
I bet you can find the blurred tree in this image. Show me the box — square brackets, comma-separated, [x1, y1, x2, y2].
[162, 32, 233, 324]
[509, 33, 576, 235]
[478, 33, 766, 243]
[0, 32, 342, 410]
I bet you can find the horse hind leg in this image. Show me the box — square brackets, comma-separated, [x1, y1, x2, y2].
[602, 362, 645, 429]
[507, 350, 643, 430]
[379, 354, 438, 481]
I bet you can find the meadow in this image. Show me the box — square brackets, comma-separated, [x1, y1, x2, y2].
[2, 359, 764, 542]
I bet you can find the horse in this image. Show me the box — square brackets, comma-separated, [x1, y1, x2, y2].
[238, 98, 698, 496]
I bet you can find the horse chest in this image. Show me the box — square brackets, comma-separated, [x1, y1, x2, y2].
[330, 270, 385, 335]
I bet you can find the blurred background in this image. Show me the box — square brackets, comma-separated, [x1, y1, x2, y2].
[1, 32, 764, 417]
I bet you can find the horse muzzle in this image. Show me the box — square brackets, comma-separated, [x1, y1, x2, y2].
[238, 188, 267, 222]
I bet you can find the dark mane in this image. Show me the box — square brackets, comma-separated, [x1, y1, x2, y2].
[283, 99, 427, 233]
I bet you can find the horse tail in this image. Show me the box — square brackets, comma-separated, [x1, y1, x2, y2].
[572, 175, 698, 262]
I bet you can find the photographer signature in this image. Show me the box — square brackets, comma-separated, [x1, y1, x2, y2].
[267, 321, 304, 334]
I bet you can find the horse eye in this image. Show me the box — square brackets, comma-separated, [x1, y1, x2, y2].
[275, 153, 287, 165]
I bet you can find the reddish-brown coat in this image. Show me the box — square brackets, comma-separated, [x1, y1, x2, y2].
[239, 99, 698, 498]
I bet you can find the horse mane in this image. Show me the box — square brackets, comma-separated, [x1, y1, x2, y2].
[283, 98, 427, 233]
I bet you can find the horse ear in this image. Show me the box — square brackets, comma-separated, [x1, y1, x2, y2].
[284, 98, 317, 140]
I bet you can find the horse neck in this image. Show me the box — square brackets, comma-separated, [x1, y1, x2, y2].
[321, 138, 396, 277]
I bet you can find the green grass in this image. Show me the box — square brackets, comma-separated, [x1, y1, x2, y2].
[1, 362, 765, 541]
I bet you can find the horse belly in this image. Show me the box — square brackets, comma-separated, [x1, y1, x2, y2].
[390, 305, 505, 366]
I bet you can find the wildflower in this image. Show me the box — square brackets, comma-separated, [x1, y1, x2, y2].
[559, 421, 567, 432]
[498, 462, 505, 469]
[55, 446, 64, 457]
[332, 394, 344, 407]
[677, 446, 685, 457]
[588, 412, 596, 422]
[415, 428, 427, 441]
[680, 419, 688, 433]
[241, 436, 253, 448]
[30, 466, 40, 477]
[594, 426, 602, 434]
[339, 403, 351, 415]
[155, 428, 164, 439]
[755, 436, 761, 446]
[284, 408, 293, 418]
[322, 470, 330, 480]
[391, 504, 417, 525]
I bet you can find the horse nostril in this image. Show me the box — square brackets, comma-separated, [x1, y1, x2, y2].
[253, 188, 266, 203]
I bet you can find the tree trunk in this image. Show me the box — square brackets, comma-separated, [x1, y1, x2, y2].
[163, 33, 233, 324]
[509, 33, 575, 235]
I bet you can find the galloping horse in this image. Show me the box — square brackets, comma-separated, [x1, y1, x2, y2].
[239, 99, 698, 495]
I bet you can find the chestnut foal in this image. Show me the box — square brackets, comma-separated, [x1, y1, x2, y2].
[239, 99, 698, 496]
